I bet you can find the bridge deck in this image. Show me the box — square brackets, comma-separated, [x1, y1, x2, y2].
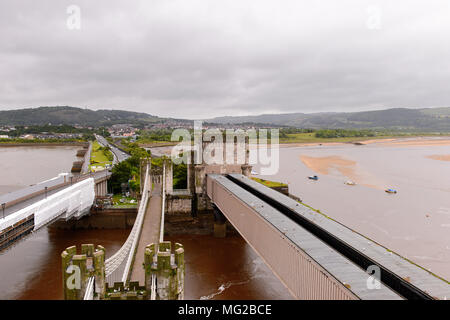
[129, 184, 162, 283]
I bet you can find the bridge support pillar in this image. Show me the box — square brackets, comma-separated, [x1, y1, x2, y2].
[164, 159, 173, 195]
[213, 205, 227, 238]
[194, 164, 206, 194]
[94, 180, 108, 197]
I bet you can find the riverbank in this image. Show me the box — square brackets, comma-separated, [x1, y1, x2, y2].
[138, 141, 177, 148]
[278, 135, 450, 148]
[139, 134, 450, 151]
[0, 141, 88, 147]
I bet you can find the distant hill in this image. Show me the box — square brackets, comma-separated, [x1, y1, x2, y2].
[3, 106, 450, 131]
[207, 107, 450, 131]
[0, 106, 170, 127]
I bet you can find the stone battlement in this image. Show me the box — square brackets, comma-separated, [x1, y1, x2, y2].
[61, 241, 185, 300]
[61, 244, 106, 300]
[144, 241, 185, 300]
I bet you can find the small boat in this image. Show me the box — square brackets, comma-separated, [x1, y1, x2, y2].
[345, 180, 356, 185]
[385, 188, 397, 194]
[308, 175, 319, 180]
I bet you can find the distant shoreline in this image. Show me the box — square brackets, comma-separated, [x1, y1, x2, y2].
[278, 135, 450, 148]
[0, 142, 87, 147]
[144, 135, 450, 153]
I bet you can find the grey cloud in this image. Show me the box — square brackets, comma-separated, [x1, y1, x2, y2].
[1, 0, 450, 118]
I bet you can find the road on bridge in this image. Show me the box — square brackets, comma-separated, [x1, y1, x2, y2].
[129, 183, 163, 283]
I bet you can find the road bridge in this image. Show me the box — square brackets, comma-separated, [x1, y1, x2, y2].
[1, 135, 131, 253]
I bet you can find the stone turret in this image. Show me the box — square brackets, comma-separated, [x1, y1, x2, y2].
[62, 241, 184, 300]
[144, 241, 185, 300]
[61, 244, 105, 300]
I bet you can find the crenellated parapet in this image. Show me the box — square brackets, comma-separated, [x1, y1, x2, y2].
[144, 241, 185, 300]
[61, 244, 106, 300]
[104, 281, 147, 300]
[62, 241, 184, 300]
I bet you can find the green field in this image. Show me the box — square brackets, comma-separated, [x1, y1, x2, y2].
[279, 132, 388, 144]
[130, 128, 450, 148]
[90, 141, 113, 170]
[278, 132, 447, 144]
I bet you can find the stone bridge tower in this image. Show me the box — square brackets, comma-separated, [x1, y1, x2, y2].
[190, 135, 252, 215]
[162, 134, 252, 224]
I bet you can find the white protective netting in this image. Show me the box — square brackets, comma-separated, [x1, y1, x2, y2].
[0, 178, 95, 231]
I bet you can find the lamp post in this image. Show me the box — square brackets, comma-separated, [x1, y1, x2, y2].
[2, 203, 5, 219]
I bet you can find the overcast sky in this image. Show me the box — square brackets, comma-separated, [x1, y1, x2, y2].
[1, 0, 450, 119]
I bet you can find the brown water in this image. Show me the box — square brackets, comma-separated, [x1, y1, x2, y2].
[255, 138, 450, 281]
[0, 146, 291, 300]
[166, 235, 293, 300]
[0, 228, 129, 300]
[0, 146, 81, 195]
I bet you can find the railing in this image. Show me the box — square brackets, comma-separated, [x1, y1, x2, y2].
[104, 162, 151, 284]
[160, 165, 166, 243]
[83, 276, 95, 300]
